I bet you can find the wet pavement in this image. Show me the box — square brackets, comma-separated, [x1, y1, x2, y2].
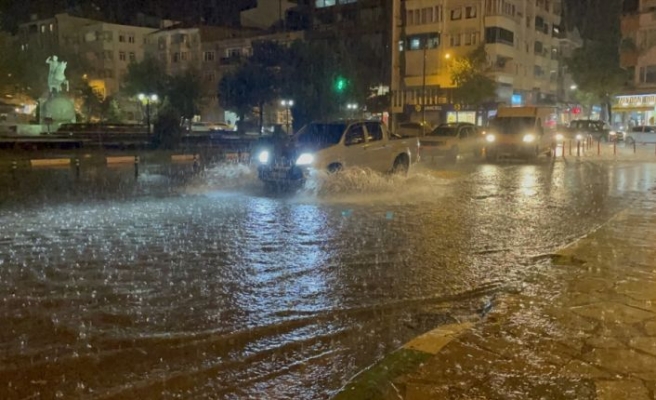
[367, 196, 656, 400]
[0, 157, 655, 399]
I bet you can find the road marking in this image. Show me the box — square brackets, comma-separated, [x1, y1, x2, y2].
[30, 158, 71, 167]
[106, 156, 135, 164]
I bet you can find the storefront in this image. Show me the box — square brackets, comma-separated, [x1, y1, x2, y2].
[613, 94, 656, 128]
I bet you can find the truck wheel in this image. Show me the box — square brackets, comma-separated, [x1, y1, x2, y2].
[327, 163, 343, 174]
[392, 154, 409, 176]
[448, 146, 459, 163]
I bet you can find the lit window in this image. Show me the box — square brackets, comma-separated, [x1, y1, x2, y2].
[466, 6, 476, 18]
[410, 38, 421, 50]
[49, 24, 54, 32]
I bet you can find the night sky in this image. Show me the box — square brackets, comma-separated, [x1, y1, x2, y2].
[0, 0, 628, 40]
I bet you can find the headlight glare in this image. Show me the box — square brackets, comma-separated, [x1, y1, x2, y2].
[485, 134, 496, 143]
[523, 134, 536, 143]
[575, 134, 583, 140]
[257, 150, 270, 164]
[555, 133, 564, 141]
[296, 153, 314, 166]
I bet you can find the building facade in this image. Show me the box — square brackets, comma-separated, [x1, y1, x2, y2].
[393, 0, 563, 125]
[147, 24, 304, 122]
[17, 13, 159, 97]
[618, 0, 656, 126]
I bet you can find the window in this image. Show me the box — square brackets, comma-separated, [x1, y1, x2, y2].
[173, 52, 180, 62]
[40, 24, 46, 33]
[535, 16, 545, 30]
[345, 124, 365, 146]
[465, 33, 475, 46]
[451, 8, 462, 20]
[119, 33, 125, 42]
[485, 27, 514, 46]
[465, 6, 476, 18]
[365, 122, 383, 142]
[180, 51, 188, 61]
[450, 34, 461, 47]
[406, 10, 414, 25]
[227, 48, 241, 58]
[435, 6, 443, 22]
[534, 65, 544, 77]
[49, 24, 54, 32]
[642, 65, 656, 83]
[119, 51, 126, 61]
[203, 51, 215, 62]
[534, 41, 543, 55]
[421, 8, 433, 24]
[129, 52, 136, 62]
[410, 37, 421, 50]
[128, 34, 135, 43]
[398, 40, 404, 52]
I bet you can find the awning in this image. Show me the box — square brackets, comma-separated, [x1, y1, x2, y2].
[612, 106, 654, 112]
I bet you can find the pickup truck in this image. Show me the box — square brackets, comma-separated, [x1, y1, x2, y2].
[254, 120, 420, 188]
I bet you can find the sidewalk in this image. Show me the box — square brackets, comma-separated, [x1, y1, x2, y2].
[335, 197, 656, 400]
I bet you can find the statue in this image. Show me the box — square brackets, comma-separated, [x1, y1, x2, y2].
[46, 55, 69, 94]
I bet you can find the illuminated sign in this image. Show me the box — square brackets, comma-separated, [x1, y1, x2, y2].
[616, 94, 656, 106]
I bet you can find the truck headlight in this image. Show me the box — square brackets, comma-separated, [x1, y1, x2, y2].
[485, 134, 496, 143]
[257, 150, 270, 164]
[555, 133, 564, 141]
[296, 153, 314, 166]
[523, 134, 536, 143]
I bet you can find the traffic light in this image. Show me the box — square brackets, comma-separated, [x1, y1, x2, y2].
[334, 76, 347, 93]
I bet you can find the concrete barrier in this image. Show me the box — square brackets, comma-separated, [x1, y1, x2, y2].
[106, 156, 135, 165]
[30, 158, 71, 168]
[171, 154, 197, 163]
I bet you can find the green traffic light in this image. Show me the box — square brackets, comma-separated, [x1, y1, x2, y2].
[335, 77, 347, 92]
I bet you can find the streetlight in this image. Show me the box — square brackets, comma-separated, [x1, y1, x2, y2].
[346, 103, 358, 118]
[138, 93, 158, 136]
[281, 99, 294, 135]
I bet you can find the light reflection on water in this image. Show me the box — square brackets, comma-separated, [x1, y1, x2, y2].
[0, 160, 654, 398]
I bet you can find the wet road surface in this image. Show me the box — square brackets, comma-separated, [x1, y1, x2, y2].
[1, 158, 655, 399]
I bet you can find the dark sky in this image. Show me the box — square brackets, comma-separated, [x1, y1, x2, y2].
[0, 0, 256, 32]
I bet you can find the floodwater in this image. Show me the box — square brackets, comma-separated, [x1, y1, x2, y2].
[0, 157, 655, 399]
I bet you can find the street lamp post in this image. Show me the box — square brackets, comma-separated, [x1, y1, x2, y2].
[281, 99, 294, 135]
[138, 93, 158, 136]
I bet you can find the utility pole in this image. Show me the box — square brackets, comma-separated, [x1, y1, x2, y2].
[422, 41, 427, 135]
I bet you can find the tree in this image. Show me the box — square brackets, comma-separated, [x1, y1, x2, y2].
[218, 41, 286, 131]
[79, 83, 104, 122]
[166, 70, 205, 127]
[449, 45, 497, 107]
[121, 56, 169, 97]
[566, 41, 628, 121]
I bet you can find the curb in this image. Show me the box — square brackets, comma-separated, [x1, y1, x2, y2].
[332, 322, 475, 400]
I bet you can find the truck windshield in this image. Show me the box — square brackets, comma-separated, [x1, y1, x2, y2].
[489, 117, 536, 135]
[428, 126, 458, 137]
[296, 123, 347, 146]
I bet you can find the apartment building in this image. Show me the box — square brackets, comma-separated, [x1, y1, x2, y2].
[147, 24, 304, 122]
[17, 13, 160, 97]
[618, 0, 656, 126]
[393, 0, 563, 124]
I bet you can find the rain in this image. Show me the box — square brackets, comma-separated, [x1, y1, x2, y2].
[1, 154, 654, 399]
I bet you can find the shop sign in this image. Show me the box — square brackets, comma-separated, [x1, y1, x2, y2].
[617, 94, 656, 107]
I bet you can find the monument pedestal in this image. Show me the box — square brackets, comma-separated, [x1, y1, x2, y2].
[39, 92, 76, 133]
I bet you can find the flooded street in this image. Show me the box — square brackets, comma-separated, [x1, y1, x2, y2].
[1, 158, 655, 399]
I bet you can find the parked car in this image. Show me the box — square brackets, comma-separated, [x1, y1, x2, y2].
[254, 120, 420, 189]
[626, 126, 656, 145]
[397, 121, 433, 137]
[559, 120, 625, 143]
[420, 123, 482, 162]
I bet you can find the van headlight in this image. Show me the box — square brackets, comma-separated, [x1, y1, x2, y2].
[486, 134, 496, 143]
[296, 153, 315, 166]
[257, 150, 270, 164]
[609, 130, 617, 136]
[523, 134, 536, 143]
[555, 133, 564, 141]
